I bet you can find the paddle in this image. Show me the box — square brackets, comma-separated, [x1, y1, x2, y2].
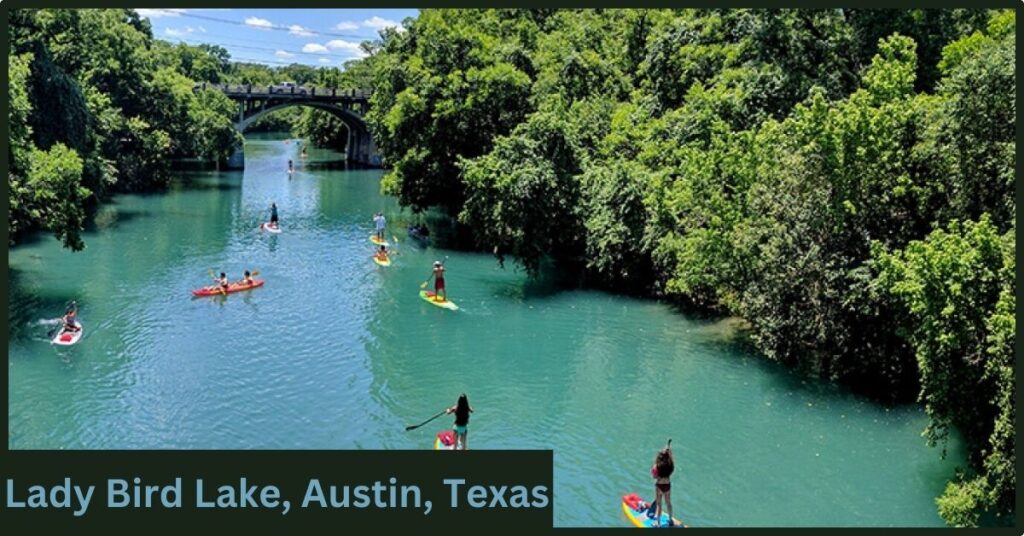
[419, 256, 449, 289]
[405, 409, 448, 431]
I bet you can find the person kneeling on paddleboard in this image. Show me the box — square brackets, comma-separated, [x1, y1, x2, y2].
[445, 393, 473, 450]
[270, 202, 279, 229]
[62, 302, 80, 332]
[432, 261, 446, 301]
[651, 440, 676, 527]
[375, 244, 389, 262]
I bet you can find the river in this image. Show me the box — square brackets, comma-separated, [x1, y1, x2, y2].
[7, 133, 967, 527]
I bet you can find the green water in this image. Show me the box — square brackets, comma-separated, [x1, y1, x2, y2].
[8, 134, 966, 527]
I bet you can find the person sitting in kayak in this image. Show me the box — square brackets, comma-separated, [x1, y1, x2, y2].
[431, 261, 446, 301]
[651, 440, 675, 527]
[215, 272, 229, 291]
[62, 301, 80, 332]
[373, 212, 386, 241]
[445, 393, 474, 450]
[270, 202, 279, 229]
[237, 270, 254, 286]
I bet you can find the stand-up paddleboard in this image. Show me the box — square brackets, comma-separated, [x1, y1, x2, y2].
[369, 234, 389, 247]
[192, 279, 265, 297]
[622, 493, 685, 528]
[260, 222, 282, 234]
[434, 430, 457, 450]
[52, 322, 83, 346]
[373, 255, 392, 267]
[419, 290, 458, 311]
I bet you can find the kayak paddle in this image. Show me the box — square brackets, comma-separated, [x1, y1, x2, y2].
[405, 409, 448, 431]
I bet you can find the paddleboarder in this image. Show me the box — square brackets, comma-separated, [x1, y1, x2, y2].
[269, 202, 279, 229]
[431, 260, 446, 302]
[651, 440, 675, 527]
[373, 212, 387, 242]
[445, 393, 474, 450]
[61, 301, 80, 333]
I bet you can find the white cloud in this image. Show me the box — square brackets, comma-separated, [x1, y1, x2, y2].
[302, 43, 329, 54]
[136, 9, 186, 19]
[362, 16, 401, 30]
[325, 39, 367, 58]
[288, 24, 315, 37]
[319, 57, 331, 64]
[245, 17, 274, 30]
[164, 27, 195, 37]
[198, 26, 207, 33]
[275, 50, 295, 59]
[335, 21, 359, 31]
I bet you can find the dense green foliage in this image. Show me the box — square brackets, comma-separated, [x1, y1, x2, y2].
[363, 9, 1015, 525]
[8, 9, 242, 249]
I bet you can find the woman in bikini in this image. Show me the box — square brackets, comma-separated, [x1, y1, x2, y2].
[652, 439, 675, 527]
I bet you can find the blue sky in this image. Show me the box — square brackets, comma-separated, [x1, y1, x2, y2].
[135, 9, 419, 67]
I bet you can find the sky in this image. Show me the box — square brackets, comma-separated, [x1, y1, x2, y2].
[135, 8, 419, 67]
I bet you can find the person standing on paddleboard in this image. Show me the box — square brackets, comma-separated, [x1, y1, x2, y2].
[651, 440, 676, 527]
[432, 261, 447, 301]
[445, 393, 473, 450]
[373, 212, 386, 241]
[288, 159, 294, 173]
[270, 202, 279, 229]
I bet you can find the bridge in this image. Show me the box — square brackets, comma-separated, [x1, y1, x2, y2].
[196, 83, 381, 168]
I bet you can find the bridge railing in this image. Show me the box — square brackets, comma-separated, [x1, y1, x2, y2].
[193, 82, 371, 99]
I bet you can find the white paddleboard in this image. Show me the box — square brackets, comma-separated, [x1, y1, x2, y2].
[52, 322, 83, 346]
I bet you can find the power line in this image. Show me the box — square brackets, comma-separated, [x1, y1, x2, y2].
[169, 35, 359, 61]
[150, 9, 374, 40]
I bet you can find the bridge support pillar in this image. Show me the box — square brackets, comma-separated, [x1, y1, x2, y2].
[345, 128, 381, 167]
[224, 142, 244, 170]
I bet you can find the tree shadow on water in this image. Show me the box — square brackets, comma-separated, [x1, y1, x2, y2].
[7, 267, 82, 344]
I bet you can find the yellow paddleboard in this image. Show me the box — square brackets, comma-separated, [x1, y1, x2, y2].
[373, 255, 392, 267]
[419, 290, 458, 311]
[370, 234, 389, 246]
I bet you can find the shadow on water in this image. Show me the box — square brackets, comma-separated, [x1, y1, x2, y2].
[86, 207, 152, 233]
[300, 159, 359, 172]
[8, 267, 82, 344]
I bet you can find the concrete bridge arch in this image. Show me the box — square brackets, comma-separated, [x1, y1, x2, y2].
[197, 83, 381, 168]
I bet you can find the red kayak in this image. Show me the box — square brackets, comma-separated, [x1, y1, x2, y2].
[191, 279, 265, 297]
